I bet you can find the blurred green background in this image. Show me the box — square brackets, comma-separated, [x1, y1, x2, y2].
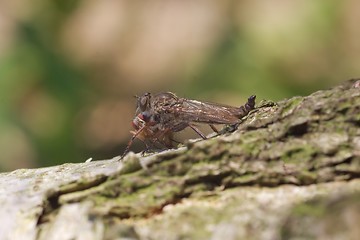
[0, 0, 359, 171]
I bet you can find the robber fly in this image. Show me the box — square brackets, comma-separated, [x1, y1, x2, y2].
[121, 92, 256, 158]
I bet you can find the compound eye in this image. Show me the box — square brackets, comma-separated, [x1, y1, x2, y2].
[140, 97, 146, 107]
[138, 93, 151, 111]
[140, 111, 151, 122]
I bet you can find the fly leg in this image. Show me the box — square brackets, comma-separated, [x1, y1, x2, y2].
[121, 125, 146, 159]
[140, 140, 157, 156]
[155, 129, 183, 149]
[209, 124, 219, 133]
[154, 128, 174, 149]
[188, 124, 207, 139]
[170, 138, 182, 145]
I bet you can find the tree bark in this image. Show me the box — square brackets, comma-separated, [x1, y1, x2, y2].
[1, 79, 360, 240]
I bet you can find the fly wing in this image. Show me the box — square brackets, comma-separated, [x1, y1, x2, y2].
[176, 95, 256, 124]
[151, 92, 255, 127]
[173, 99, 243, 124]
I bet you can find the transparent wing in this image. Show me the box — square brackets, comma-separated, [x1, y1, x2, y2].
[172, 99, 243, 124]
[152, 92, 251, 125]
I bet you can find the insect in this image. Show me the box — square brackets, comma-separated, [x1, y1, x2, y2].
[121, 92, 256, 158]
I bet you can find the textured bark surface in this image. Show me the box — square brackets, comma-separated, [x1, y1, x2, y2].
[1, 79, 360, 240]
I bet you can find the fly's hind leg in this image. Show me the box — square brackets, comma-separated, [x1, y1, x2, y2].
[209, 124, 219, 133]
[188, 124, 207, 139]
[140, 141, 156, 156]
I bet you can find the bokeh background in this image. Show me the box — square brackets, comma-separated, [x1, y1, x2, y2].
[0, 0, 359, 171]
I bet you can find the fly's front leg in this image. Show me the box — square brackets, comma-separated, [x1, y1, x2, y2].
[121, 125, 146, 159]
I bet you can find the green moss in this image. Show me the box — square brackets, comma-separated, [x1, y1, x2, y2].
[231, 174, 260, 185]
[240, 140, 265, 158]
[292, 201, 326, 217]
[118, 156, 142, 175]
[280, 97, 303, 118]
[97, 179, 184, 218]
[337, 101, 353, 113]
[297, 171, 317, 185]
[257, 99, 277, 108]
[281, 144, 316, 164]
[231, 130, 269, 158]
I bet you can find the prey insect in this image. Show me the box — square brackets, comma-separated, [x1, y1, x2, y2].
[121, 92, 256, 158]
